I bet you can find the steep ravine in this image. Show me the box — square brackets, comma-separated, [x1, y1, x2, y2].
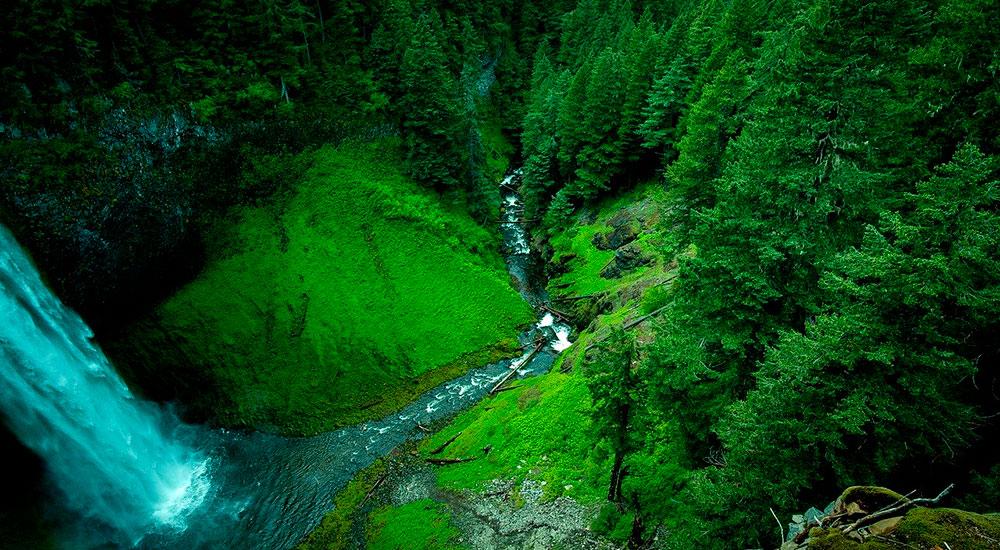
[136, 169, 576, 550]
[0, 166, 573, 550]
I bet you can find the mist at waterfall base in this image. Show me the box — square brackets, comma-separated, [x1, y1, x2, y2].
[0, 172, 571, 550]
[0, 224, 209, 547]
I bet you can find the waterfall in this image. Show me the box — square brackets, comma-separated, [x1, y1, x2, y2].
[0, 224, 209, 547]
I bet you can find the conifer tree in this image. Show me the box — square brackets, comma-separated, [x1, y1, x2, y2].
[588, 329, 641, 504]
[399, 10, 466, 191]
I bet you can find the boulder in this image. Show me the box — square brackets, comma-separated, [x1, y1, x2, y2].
[600, 244, 651, 279]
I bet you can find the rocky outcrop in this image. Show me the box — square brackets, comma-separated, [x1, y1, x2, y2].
[600, 244, 652, 279]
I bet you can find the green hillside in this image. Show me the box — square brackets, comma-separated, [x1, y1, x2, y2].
[108, 140, 533, 435]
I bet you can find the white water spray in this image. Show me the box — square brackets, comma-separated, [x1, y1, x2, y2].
[0, 225, 209, 547]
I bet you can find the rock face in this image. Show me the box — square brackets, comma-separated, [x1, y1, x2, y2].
[591, 223, 638, 251]
[600, 244, 651, 279]
[447, 479, 614, 550]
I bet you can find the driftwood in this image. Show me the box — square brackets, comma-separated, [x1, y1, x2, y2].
[430, 431, 462, 455]
[494, 384, 522, 393]
[359, 474, 387, 507]
[426, 456, 479, 466]
[622, 303, 672, 330]
[415, 424, 431, 433]
[490, 342, 544, 395]
[842, 484, 955, 535]
[358, 398, 384, 411]
[550, 293, 603, 303]
[541, 304, 573, 321]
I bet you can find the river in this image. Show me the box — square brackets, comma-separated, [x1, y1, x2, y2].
[0, 170, 571, 549]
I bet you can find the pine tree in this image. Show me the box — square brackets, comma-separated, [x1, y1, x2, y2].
[555, 62, 590, 181]
[399, 9, 466, 191]
[570, 48, 626, 201]
[588, 329, 640, 504]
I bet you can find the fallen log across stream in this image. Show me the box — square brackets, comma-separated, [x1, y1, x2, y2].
[549, 293, 604, 303]
[489, 341, 546, 395]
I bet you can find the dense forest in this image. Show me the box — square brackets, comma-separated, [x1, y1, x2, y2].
[1, 0, 999, 549]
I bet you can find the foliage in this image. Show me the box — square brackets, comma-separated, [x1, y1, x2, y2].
[586, 328, 640, 502]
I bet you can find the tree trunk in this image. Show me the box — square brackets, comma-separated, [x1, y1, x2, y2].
[315, 0, 325, 43]
[280, 77, 291, 104]
[627, 510, 645, 549]
[608, 449, 625, 503]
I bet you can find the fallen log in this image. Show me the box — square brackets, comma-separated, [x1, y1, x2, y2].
[429, 431, 462, 455]
[493, 384, 522, 393]
[358, 398, 384, 411]
[550, 293, 603, 303]
[426, 456, 478, 466]
[415, 424, 431, 433]
[541, 304, 573, 321]
[622, 303, 672, 330]
[359, 474, 387, 507]
[490, 343, 544, 395]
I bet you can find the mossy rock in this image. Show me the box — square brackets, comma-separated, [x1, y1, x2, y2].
[835, 486, 908, 515]
[807, 507, 1000, 550]
[894, 507, 1000, 549]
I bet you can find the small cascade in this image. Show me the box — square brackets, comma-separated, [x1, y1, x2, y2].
[497, 169, 575, 351]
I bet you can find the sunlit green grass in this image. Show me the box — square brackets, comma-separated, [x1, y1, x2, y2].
[366, 500, 462, 550]
[112, 139, 533, 435]
[420, 371, 612, 505]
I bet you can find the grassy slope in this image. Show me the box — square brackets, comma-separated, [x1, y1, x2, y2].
[419, 371, 611, 505]
[109, 139, 534, 435]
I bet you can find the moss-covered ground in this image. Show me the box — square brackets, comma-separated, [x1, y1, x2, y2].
[545, 181, 669, 297]
[108, 139, 534, 435]
[418, 371, 611, 505]
[366, 499, 463, 550]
